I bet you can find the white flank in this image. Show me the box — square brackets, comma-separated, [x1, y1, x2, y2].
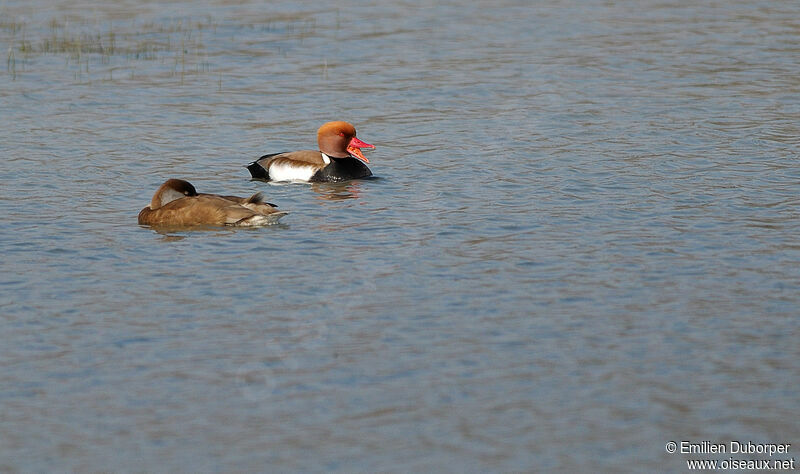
[237, 212, 288, 226]
[268, 162, 316, 182]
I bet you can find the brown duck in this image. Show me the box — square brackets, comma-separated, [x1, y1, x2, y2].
[138, 179, 287, 227]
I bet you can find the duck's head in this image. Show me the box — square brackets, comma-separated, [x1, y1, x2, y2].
[317, 121, 375, 163]
[151, 179, 198, 209]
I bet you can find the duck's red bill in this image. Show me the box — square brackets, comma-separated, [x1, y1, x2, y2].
[347, 137, 375, 163]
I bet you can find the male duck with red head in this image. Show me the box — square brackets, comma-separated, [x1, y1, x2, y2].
[138, 179, 287, 227]
[247, 121, 375, 183]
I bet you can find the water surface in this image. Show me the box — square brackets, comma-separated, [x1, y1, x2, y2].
[1, 0, 798, 471]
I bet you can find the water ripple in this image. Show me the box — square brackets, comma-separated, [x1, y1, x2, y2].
[1, 0, 799, 471]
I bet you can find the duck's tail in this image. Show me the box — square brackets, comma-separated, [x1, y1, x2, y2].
[247, 161, 269, 180]
[245, 192, 277, 207]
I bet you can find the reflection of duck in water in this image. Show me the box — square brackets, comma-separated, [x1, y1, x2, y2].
[247, 121, 375, 183]
[138, 179, 287, 227]
[311, 181, 363, 201]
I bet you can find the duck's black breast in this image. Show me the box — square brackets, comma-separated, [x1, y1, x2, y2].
[310, 157, 372, 182]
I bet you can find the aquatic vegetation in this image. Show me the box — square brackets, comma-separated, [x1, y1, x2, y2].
[1, 15, 232, 83]
[0, 8, 318, 85]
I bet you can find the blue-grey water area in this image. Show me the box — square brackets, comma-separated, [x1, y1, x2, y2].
[1, 0, 798, 471]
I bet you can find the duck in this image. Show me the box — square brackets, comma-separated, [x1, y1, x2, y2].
[247, 121, 375, 183]
[138, 179, 287, 227]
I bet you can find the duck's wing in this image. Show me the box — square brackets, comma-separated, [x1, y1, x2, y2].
[200, 192, 278, 208]
[199, 195, 287, 225]
[247, 150, 325, 181]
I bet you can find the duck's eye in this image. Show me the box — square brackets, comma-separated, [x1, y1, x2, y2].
[338, 132, 345, 137]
